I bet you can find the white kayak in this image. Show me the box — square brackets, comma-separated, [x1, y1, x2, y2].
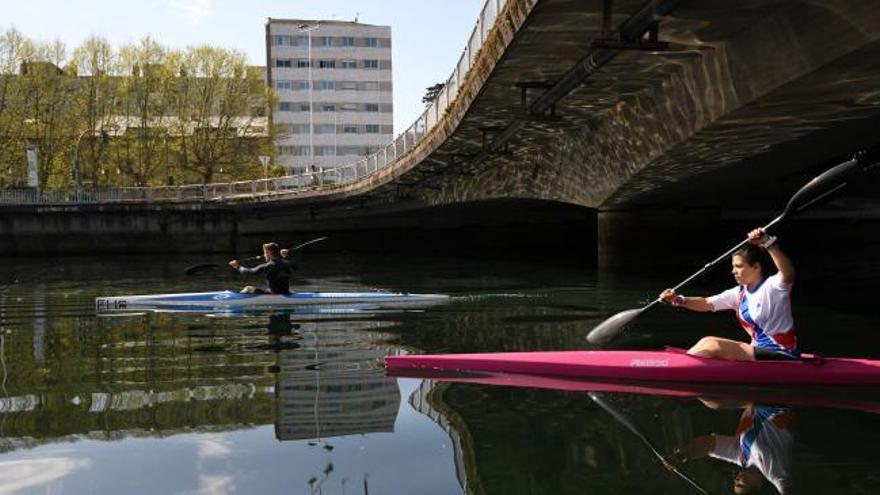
[96, 290, 450, 313]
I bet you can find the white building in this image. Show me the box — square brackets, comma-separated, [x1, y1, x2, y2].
[265, 19, 393, 173]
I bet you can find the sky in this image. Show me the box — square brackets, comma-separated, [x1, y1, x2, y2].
[2, 0, 486, 134]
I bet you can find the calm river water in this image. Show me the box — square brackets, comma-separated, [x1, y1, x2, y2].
[1, 253, 879, 494]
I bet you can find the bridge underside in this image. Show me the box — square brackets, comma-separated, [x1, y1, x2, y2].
[4, 0, 880, 266]
[374, 0, 880, 211]
[256, 0, 880, 265]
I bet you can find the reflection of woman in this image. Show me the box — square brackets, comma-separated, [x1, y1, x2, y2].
[665, 403, 793, 494]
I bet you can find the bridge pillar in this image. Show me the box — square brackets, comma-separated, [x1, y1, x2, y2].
[597, 207, 727, 269]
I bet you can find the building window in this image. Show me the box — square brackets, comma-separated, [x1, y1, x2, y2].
[364, 37, 378, 47]
[294, 36, 309, 46]
[275, 59, 292, 68]
[338, 81, 357, 90]
[318, 59, 335, 69]
[278, 145, 297, 155]
[320, 104, 336, 112]
[337, 146, 356, 155]
[278, 102, 292, 111]
[365, 124, 380, 133]
[364, 103, 379, 112]
[314, 124, 336, 134]
[363, 59, 378, 70]
[362, 81, 379, 91]
[294, 80, 309, 90]
[275, 80, 291, 90]
[314, 146, 336, 156]
[316, 80, 334, 90]
[340, 103, 357, 112]
[290, 124, 310, 134]
[341, 37, 355, 47]
[316, 36, 332, 47]
[273, 35, 294, 46]
[340, 59, 357, 69]
[298, 103, 311, 112]
[343, 125, 358, 134]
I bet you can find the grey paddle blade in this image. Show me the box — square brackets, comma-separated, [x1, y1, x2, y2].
[586, 307, 645, 345]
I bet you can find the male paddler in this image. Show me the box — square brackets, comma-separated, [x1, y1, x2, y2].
[228, 242, 296, 294]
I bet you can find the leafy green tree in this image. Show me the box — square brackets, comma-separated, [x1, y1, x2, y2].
[0, 28, 30, 186]
[18, 40, 80, 188]
[422, 82, 445, 105]
[70, 36, 119, 187]
[115, 37, 171, 187]
[0, 30, 278, 189]
[168, 46, 273, 184]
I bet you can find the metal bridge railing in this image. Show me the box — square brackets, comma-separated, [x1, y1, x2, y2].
[0, 0, 508, 206]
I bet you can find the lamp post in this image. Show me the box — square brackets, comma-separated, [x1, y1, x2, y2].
[259, 155, 270, 193]
[297, 22, 320, 174]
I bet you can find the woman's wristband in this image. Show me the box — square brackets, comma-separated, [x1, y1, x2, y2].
[671, 295, 686, 307]
[761, 235, 778, 249]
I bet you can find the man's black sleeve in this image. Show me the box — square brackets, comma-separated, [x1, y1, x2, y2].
[238, 262, 271, 275]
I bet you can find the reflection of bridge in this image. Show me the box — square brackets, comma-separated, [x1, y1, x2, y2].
[3, 0, 880, 260]
[408, 380, 474, 494]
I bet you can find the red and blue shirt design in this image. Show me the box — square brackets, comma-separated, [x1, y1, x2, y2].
[708, 273, 798, 356]
[711, 404, 794, 494]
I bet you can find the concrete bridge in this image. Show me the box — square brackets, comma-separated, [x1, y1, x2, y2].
[4, 0, 880, 264]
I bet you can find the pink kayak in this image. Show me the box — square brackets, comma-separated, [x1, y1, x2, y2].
[384, 348, 880, 386]
[385, 368, 880, 414]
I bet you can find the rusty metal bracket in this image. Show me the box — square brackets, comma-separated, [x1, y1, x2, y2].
[592, 21, 668, 51]
[479, 126, 507, 151]
[446, 152, 477, 165]
[515, 81, 556, 114]
[601, 0, 614, 37]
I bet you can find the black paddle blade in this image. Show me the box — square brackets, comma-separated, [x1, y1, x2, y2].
[586, 307, 645, 345]
[783, 156, 863, 216]
[184, 263, 220, 276]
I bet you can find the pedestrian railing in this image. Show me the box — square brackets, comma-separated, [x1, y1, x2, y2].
[0, 0, 508, 206]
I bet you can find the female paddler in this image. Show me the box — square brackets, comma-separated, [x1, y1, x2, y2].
[659, 228, 798, 361]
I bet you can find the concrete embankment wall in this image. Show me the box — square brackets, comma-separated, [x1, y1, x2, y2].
[0, 199, 597, 261]
[1, 203, 239, 255]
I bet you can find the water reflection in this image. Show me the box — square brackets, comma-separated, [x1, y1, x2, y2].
[405, 374, 880, 494]
[666, 401, 793, 494]
[2, 253, 879, 493]
[269, 315, 400, 442]
[0, 309, 404, 446]
[0, 294, 467, 493]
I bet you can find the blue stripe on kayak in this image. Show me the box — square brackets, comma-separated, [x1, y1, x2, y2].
[149, 291, 250, 302]
[149, 303, 385, 313]
[147, 291, 421, 302]
[286, 292, 408, 299]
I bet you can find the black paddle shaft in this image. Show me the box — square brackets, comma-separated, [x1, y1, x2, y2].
[588, 393, 712, 494]
[184, 236, 329, 276]
[640, 213, 785, 314]
[647, 154, 867, 312]
[587, 152, 875, 344]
